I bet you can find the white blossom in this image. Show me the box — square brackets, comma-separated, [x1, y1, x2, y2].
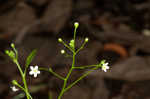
[29, 66, 40, 78]
[11, 86, 19, 92]
[102, 62, 109, 72]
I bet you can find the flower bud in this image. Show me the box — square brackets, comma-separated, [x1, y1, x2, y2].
[69, 39, 74, 48]
[85, 37, 89, 42]
[5, 50, 9, 55]
[58, 38, 63, 42]
[74, 22, 79, 28]
[11, 43, 15, 48]
[61, 50, 65, 54]
[12, 80, 18, 86]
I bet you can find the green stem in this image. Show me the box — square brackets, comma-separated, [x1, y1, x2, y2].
[73, 27, 77, 43]
[39, 68, 65, 80]
[73, 65, 98, 69]
[61, 40, 74, 52]
[64, 67, 98, 92]
[58, 24, 78, 99]
[23, 76, 30, 99]
[16, 61, 30, 99]
[39, 67, 49, 72]
[49, 68, 65, 80]
[15, 82, 26, 92]
[76, 41, 87, 54]
[15, 61, 24, 78]
[12, 47, 18, 60]
[58, 53, 76, 99]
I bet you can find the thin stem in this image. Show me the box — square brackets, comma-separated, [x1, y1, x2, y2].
[39, 68, 65, 80]
[73, 64, 98, 69]
[39, 67, 49, 71]
[76, 41, 87, 54]
[73, 27, 77, 45]
[16, 61, 30, 99]
[64, 67, 98, 92]
[22, 76, 30, 99]
[58, 53, 76, 99]
[49, 68, 65, 80]
[24, 67, 28, 78]
[61, 40, 74, 52]
[58, 23, 78, 99]
[58, 79, 67, 99]
[15, 61, 24, 77]
[12, 47, 18, 60]
[15, 83, 26, 92]
[64, 53, 72, 58]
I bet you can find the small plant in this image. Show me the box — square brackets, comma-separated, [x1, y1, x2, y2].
[5, 43, 36, 99]
[5, 22, 109, 99]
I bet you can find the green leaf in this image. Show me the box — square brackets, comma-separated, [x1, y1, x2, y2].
[25, 49, 37, 68]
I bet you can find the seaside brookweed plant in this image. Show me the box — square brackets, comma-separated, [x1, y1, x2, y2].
[5, 22, 110, 99]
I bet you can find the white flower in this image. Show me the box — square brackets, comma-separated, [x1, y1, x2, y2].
[29, 66, 40, 78]
[11, 86, 19, 92]
[102, 62, 109, 72]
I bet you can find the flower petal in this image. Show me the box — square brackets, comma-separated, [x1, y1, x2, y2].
[30, 66, 34, 70]
[106, 66, 109, 69]
[103, 69, 107, 72]
[105, 63, 108, 66]
[35, 66, 38, 70]
[29, 71, 34, 75]
[37, 71, 40, 74]
[33, 73, 37, 78]
[11, 86, 19, 92]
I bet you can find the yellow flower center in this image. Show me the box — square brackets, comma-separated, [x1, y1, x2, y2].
[33, 69, 38, 73]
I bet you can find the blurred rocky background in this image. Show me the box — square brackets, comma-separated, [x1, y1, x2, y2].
[1, 0, 150, 99]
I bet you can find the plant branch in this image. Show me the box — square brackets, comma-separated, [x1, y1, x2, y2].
[64, 67, 98, 92]
[76, 41, 87, 54]
[39, 67, 65, 80]
[73, 64, 98, 69]
[61, 40, 74, 52]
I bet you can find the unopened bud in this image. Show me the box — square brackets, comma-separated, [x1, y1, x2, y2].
[5, 50, 9, 55]
[11, 43, 15, 48]
[61, 50, 65, 54]
[12, 80, 18, 86]
[85, 37, 89, 42]
[58, 38, 63, 42]
[74, 22, 79, 28]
